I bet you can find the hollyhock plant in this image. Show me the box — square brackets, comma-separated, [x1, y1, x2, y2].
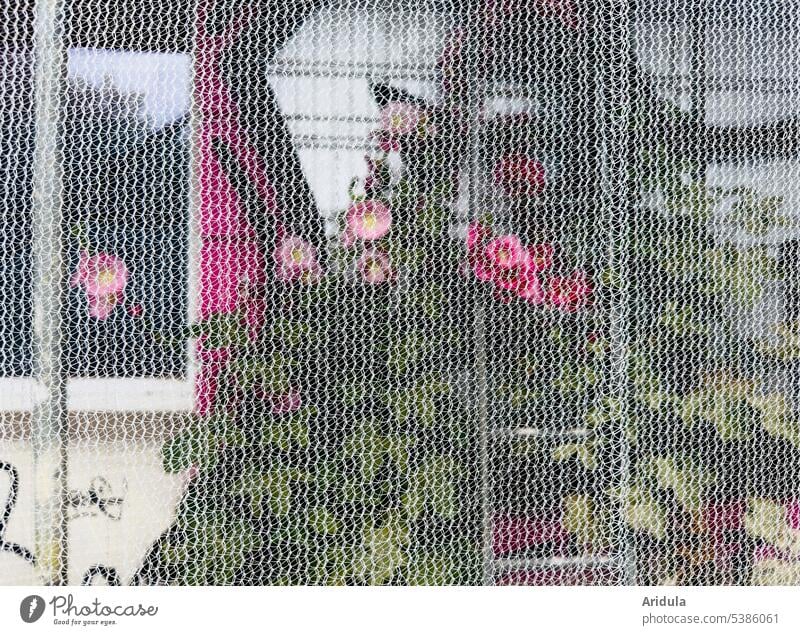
[549, 270, 592, 313]
[345, 199, 392, 241]
[71, 251, 128, 297]
[273, 235, 321, 282]
[471, 256, 495, 282]
[379, 102, 425, 137]
[357, 248, 393, 284]
[527, 243, 554, 272]
[493, 154, 546, 197]
[493, 253, 533, 292]
[466, 223, 552, 305]
[491, 256, 545, 305]
[485, 234, 526, 271]
[466, 221, 494, 281]
[71, 251, 129, 320]
[516, 267, 546, 304]
[86, 293, 123, 319]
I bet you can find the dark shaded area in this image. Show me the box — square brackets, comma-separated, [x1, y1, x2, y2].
[62, 109, 190, 377]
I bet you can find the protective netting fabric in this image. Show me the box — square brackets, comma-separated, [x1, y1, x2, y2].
[1, 0, 800, 586]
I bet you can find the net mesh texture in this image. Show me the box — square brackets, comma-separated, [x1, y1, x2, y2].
[1, 0, 800, 586]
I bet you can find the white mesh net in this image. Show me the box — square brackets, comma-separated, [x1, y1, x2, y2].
[1, 0, 800, 586]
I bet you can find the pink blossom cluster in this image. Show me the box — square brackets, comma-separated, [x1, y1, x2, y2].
[492, 154, 547, 198]
[70, 251, 129, 319]
[272, 235, 322, 284]
[342, 199, 395, 285]
[466, 221, 591, 312]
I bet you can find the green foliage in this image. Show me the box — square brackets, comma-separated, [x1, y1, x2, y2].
[162, 426, 220, 474]
[150, 127, 477, 584]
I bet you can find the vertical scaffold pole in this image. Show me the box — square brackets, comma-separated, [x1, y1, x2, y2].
[31, 0, 69, 586]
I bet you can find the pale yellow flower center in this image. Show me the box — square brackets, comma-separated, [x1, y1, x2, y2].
[368, 261, 382, 277]
[96, 269, 115, 286]
[290, 247, 305, 264]
[362, 213, 378, 231]
[497, 249, 510, 265]
[390, 113, 404, 129]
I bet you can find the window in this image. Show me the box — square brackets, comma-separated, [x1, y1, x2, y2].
[0, 48, 193, 411]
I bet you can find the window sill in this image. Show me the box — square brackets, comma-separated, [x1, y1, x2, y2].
[0, 377, 193, 413]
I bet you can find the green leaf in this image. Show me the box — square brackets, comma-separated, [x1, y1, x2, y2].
[622, 487, 667, 539]
[750, 393, 800, 448]
[648, 456, 715, 511]
[162, 428, 219, 473]
[235, 468, 308, 518]
[402, 456, 460, 520]
[354, 513, 409, 585]
[409, 283, 444, 320]
[309, 507, 340, 535]
[405, 552, 457, 585]
[562, 494, 602, 547]
[386, 435, 418, 473]
[752, 560, 800, 585]
[191, 312, 250, 348]
[271, 318, 312, 347]
[387, 379, 449, 427]
[341, 427, 390, 482]
[229, 353, 296, 393]
[728, 191, 788, 236]
[552, 443, 578, 462]
[417, 203, 448, 237]
[261, 406, 314, 450]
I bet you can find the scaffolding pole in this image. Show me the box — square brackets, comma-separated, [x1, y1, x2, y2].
[458, 1, 493, 586]
[31, 0, 69, 586]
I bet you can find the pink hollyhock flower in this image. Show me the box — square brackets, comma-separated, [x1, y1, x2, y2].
[549, 270, 592, 312]
[786, 500, 800, 531]
[527, 243, 554, 272]
[71, 251, 129, 296]
[374, 132, 401, 153]
[516, 269, 545, 304]
[492, 515, 568, 557]
[485, 234, 525, 271]
[71, 251, 129, 320]
[492, 255, 544, 305]
[700, 501, 745, 536]
[341, 227, 356, 248]
[345, 200, 392, 241]
[273, 235, 320, 282]
[357, 248, 393, 284]
[493, 154, 546, 197]
[466, 221, 497, 282]
[87, 292, 123, 319]
[379, 102, 425, 136]
[471, 257, 495, 282]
